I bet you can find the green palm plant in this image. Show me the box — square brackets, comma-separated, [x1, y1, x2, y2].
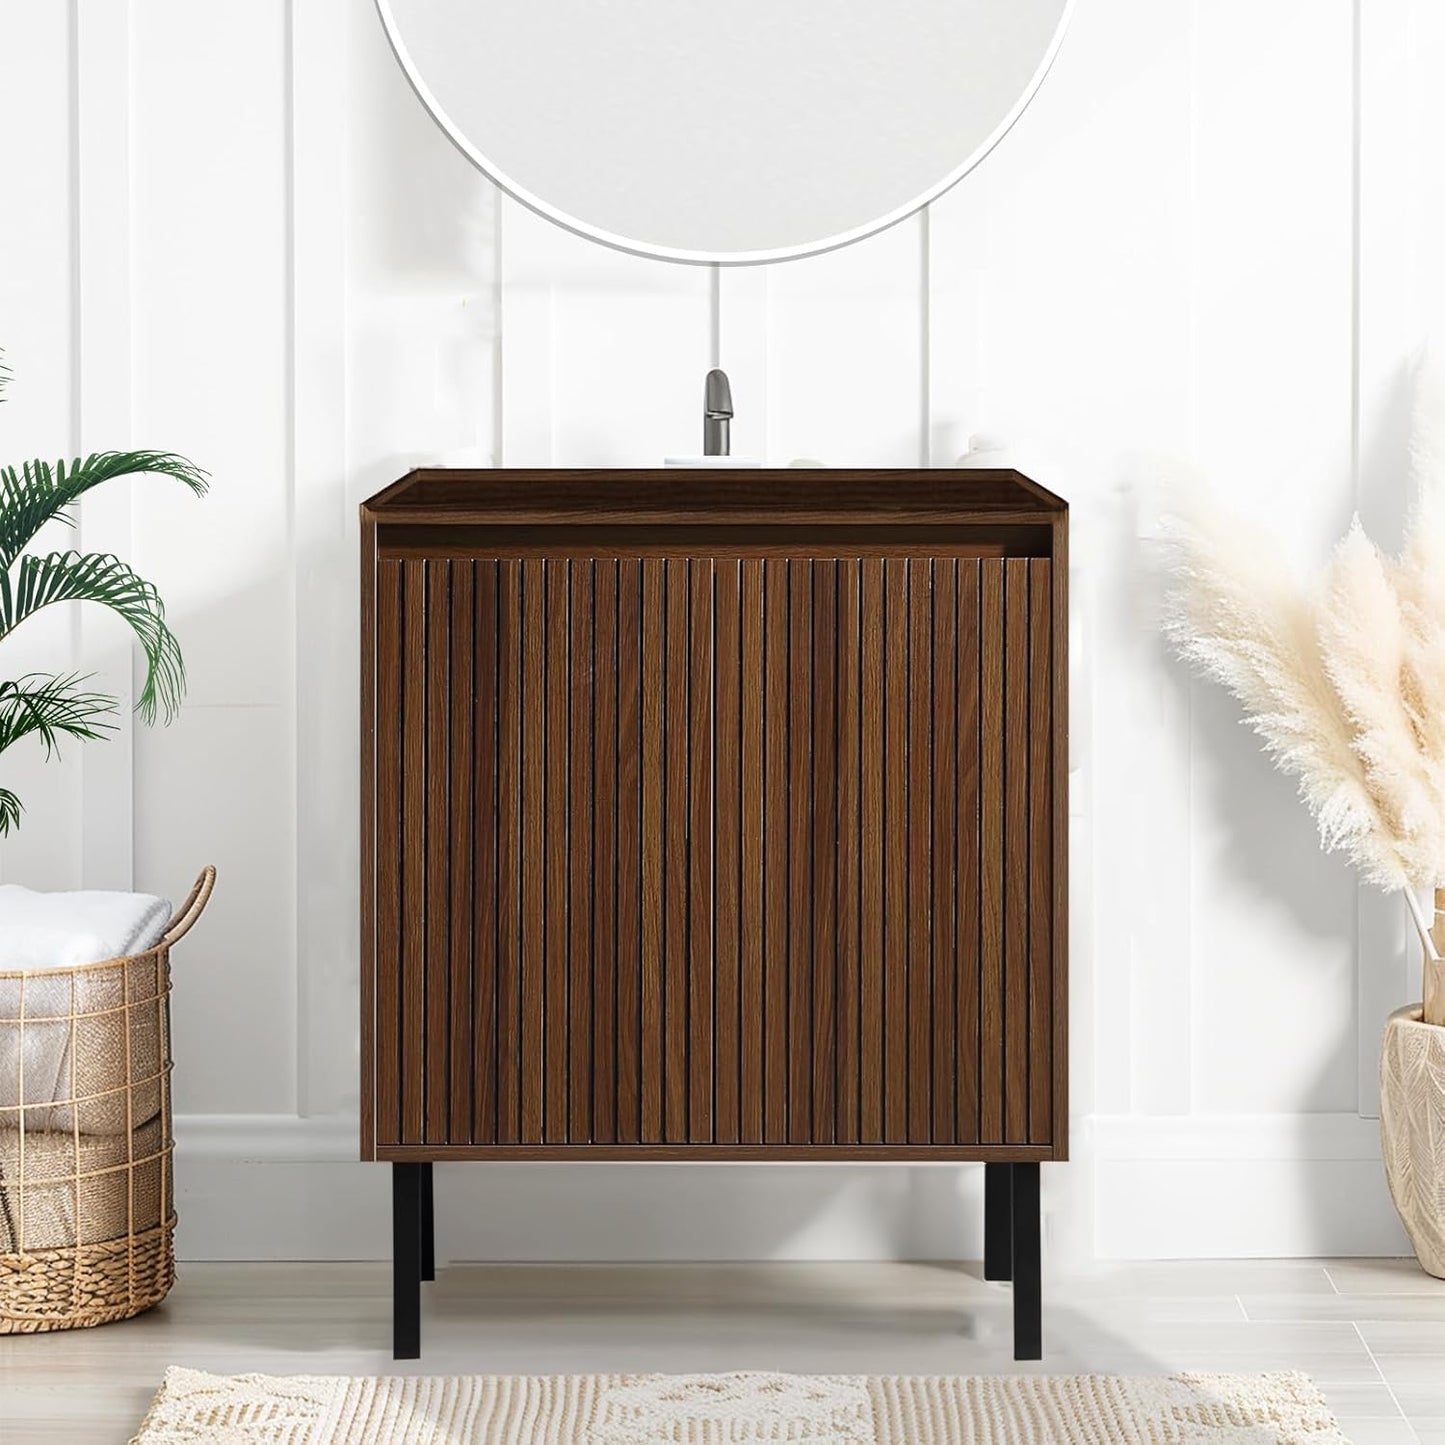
[0, 353, 207, 833]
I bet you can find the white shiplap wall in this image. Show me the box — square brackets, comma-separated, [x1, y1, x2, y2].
[0, 0, 1439, 1262]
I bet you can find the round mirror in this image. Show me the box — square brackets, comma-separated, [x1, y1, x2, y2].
[377, 0, 1073, 265]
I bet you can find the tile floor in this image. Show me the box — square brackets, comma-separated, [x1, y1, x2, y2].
[1, 1259, 1443, 1442]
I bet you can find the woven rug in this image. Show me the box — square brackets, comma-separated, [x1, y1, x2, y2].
[131, 1366, 1350, 1443]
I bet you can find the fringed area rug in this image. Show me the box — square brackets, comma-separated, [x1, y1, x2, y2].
[130, 1367, 1351, 1443]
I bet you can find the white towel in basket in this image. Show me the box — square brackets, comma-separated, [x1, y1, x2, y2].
[0, 886, 172, 970]
[0, 887, 171, 1132]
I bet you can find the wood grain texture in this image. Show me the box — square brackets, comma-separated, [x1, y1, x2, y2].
[762, 560, 789, 1145]
[1050, 516, 1070, 1158]
[400, 561, 426, 1145]
[859, 559, 885, 1146]
[955, 562, 981, 1146]
[361, 471, 1065, 1160]
[1029, 559, 1054, 1145]
[544, 561, 570, 1144]
[714, 560, 741, 1146]
[979, 559, 1005, 1145]
[883, 559, 908, 1146]
[569, 560, 594, 1144]
[640, 559, 664, 1142]
[688, 559, 714, 1144]
[592, 560, 619, 1146]
[931, 559, 958, 1146]
[425, 560, 451, 1146]
[451, 561, 479, 1144]
[787, 559, 813, 1148]
[520, 560, 546, 1142]
[495, 561, 522, 1144]
[835, 561, 861, 1147]
[373, 558, 402, 1150]
[360, 515, 380, 1158]
[739, 560, 765, 1145]
[811, 561, 838, 1146]
[615, 561, 643, 1142]
[908, 559, 932, 1145]
[1004, 561, 1030, 1145]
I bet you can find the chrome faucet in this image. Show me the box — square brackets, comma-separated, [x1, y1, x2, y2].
[704, 369, 733, 457]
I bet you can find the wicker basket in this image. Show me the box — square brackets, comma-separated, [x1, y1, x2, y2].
[0, 866, 214, 1333]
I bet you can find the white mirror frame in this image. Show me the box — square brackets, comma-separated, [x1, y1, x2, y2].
[375, 0, 1076, 267]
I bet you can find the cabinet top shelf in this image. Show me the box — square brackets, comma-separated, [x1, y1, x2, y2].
[362, 468, 1067, 528]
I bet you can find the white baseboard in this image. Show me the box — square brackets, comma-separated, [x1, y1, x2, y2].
[168, 1112, 1410, 1263]
[1090, 1113, 1409, 1259]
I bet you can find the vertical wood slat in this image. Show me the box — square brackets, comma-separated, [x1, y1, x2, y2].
[714, 560, 742, 1145]
[375, 559, 403, 1146]
[400, 560, 427, 1144]
[360, 519, 379, 1156]
[882, 559, 908, 1145]
[1029, 559, 1054, 1144]
[907, 559, 932, 1144]
[739, 560, 765, 1144]
[639, 559, 665, 1141]
[544, 563, 570, 1142]
[664, 561, 690, 1142]
[520, 560, 546, 1142]
[425, 561, 452, 1146]
[811, 562, 837, 1145]
[955, 560, 981, 1145]
[569, 561, 594, 1142]
[859, 559, 885, 1145]
[495, 561, 522, 1143]
[762, 559, 789, 1145]
[689, 560, 714, 1143]
[979, 559, 1005, 1144]
[592, 560, 619, 1145]
[616, 560, 643, 1141]
[835, 561, 861, 1146]
[931, 558, 958, 1145]
[1004, 562, 1031, 1143]
[787, 560, 814, 1146]
[454, 563, 482, 1144]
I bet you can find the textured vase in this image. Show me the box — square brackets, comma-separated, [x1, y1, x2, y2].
[1380, 1005, 1445, 1278]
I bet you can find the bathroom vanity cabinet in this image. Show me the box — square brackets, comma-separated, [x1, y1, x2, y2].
[360, 469, 1068, 1360]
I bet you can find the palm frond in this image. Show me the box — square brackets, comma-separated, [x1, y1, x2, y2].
[0, 673, 117, 836]
[0, 452, 207, 570]
[0, 552, 185, 722]
[0, 672, 116, 756]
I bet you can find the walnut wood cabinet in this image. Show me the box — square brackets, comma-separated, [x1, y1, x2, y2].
[361, 469, 1068, 1360]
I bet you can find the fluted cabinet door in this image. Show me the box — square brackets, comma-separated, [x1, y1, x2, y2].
[370, 549, 1054, 1153]
[710, 556, 1053, 1149]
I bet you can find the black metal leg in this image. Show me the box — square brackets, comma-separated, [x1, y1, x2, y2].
[984, 1163, 1013, 1281]
[1011, 1163, 1041, 1361]
[393, 1163, 423, 1359]
[420, 1162, 435, 1282]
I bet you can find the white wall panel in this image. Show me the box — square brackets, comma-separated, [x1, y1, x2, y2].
[763, 220, 925, 467]
[5, 0, 1443, 1260]
[129, 0, 292, 712]
[1188, 0, 1360, 1118]
[1354, 0, 1431, 1120]
[0, 5, 82, 892]
[293, 0, 356, 1119]
[500, 201, 711, 466]
[138, 707, 295, 1115]
[126, 0, 297, 1113]
[74, 0, 139, 893]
